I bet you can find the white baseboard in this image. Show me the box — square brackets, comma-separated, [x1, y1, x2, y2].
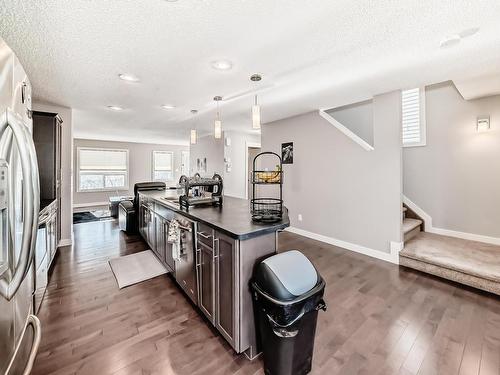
[427, 227, 500, 246]
[73, 201, 109, 209]
[403, 195, 500, 246]
[285, 226, 399, 264]
[58, 238, 73, 247]
[390, 241, 404, 253]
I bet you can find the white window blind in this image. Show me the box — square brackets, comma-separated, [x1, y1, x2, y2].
[402, 88, 426, 146]
[152, 151, 174, 182]
[78, 148, 128, 191]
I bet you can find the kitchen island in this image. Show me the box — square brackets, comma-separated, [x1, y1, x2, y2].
[137, 189, 289, 359]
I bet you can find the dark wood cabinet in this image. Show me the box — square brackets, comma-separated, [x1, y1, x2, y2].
[164, 222, 174, 271]
[196, 228, 237, 347]
[197, 241, 215, 322]
[33, 111, 62, 248]
[140, 202, 156, 251]
[154, 214, 166, 264]
[214, 231, 236, 346]
[138, 198, 147, 239]
[33, 112, 61, 201]
[136, 195, 279, 358]
[147, 210, 155, 250]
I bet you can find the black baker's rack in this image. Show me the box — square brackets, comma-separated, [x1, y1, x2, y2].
[251, 152, 283, 223]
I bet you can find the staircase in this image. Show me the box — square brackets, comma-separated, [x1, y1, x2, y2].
[402, 206, 422, 242]
[399, 205, 500, 296]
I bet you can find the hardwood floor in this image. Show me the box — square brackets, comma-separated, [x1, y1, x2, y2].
[33, 220, 500, 375]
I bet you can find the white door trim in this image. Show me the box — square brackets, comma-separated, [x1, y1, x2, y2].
[245, 141, 261, 200]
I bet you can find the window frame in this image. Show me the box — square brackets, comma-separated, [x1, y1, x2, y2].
[151, 150, 175, 182]
[77, 147, 129, 193]
[402, 87, 427, 148]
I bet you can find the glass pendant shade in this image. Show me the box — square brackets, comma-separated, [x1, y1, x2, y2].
[214, 119, 222, 139]
[252, 104, 261, 129]
[190, 129, 197, 144]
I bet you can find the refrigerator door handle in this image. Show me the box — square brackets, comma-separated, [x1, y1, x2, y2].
[5, 314, 42, 375]
[0, 109, 39, 300]
[22, 115, 40, 265]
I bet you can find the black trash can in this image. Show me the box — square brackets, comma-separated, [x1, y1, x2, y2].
[118, 200, 136, 233]
[252, 250, 327, 375]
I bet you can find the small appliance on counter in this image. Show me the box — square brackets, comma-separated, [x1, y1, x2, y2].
[178, 174, 223, 209]
[251, 152, 283, 223]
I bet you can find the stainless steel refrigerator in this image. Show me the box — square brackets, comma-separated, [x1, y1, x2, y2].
[0, 37, 42, 374]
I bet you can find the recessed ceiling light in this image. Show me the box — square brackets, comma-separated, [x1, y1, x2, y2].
[440, 34, 461, 48]
[118, 73, 140, 82]
[107, 105, 124, 111]
[161, 104, 176, 110]
[164, 0, 179, 2]
[211, 60, 233, 71]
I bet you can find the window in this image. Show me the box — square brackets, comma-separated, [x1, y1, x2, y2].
[78, 147, 128, 192]
[402, 88, 426, 147]
[152, 151, 174, 182]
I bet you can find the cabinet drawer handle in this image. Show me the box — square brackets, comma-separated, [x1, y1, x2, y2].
[198, 241, 213, 251]
[195, 248, 201, 267]
[178, 224, 192, 232]
[213, 238, 219, 260]
[198, 231, 211, 239]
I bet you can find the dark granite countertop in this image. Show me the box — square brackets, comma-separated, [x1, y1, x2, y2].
[139, 190, 289, 240]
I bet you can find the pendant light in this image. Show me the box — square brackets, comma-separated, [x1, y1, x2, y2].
[250, 74, 262, 130]
[213, 96, 222, 139]
[190, 109, 198, 145]
[252, 95, 261, 130]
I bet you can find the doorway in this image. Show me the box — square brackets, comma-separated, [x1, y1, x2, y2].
[246, 144, 261, 200]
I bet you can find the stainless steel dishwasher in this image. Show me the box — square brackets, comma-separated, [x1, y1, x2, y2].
[174, 213, 198, 304]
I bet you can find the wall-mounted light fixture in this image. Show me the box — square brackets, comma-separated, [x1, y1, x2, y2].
[214, 96, 223, 139]
[477, 116, 490, 132]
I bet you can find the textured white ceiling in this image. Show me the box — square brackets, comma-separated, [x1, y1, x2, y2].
[1, 0, 500, 144]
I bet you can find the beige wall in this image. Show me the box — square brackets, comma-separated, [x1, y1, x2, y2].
[223, 131, 261, 199]
[261, 91, 403, 254]
[189, 131, 261, 199]
[326, 99, 374, 146]
[73, 138, 188, 206]
[189, 134, 224, 178]
[33, 102, 73, 245]
[404, 82, 500, 238]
